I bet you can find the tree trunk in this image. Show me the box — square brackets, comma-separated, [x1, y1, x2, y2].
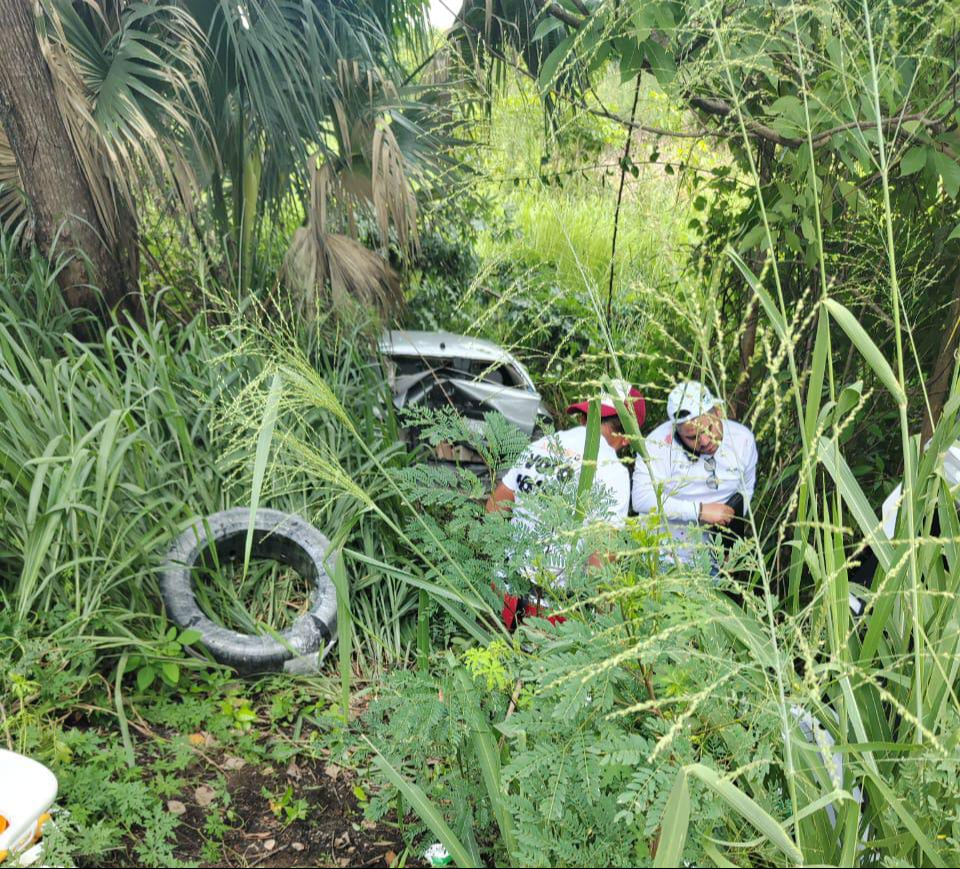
[731, 299, 759, 420]
[728, 140, 774, 421]
[921, 268, 960, 442]
[0, 0, 139, 318]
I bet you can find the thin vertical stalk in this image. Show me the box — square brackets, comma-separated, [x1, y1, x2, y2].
[239, 138, 263, 298]
[606, 76, 642, 328]
[788, 3, 837, 617]
[862, 0, 924, 745]
[709, 10, 809, 855]
[417, 587, 430, 671]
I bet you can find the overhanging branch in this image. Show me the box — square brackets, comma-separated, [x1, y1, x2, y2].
[535, 0, 585, 30]
[688, 94, 957, 150]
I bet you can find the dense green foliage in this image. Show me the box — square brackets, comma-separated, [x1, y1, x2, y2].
[5, 1, 960, 867]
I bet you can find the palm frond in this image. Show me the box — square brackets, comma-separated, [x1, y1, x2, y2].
[35, 0, 211, 240]
[0, 131, 29, 238]
[284, 228, 402, 318]
[282, 159, 402, 317]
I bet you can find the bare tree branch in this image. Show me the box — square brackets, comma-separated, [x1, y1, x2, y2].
[449, 9, 959, 153]
[534, 0, 585, 30]
[688, 94, 957, 149]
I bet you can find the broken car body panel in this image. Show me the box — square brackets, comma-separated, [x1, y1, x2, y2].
[379, 330, 551, 436]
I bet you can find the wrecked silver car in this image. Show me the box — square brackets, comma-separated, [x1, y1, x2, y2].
[379, 330, 553, 469]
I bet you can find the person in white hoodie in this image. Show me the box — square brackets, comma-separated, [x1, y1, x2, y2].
[632, 380, 758, 570]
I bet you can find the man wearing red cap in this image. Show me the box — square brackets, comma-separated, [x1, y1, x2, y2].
[486, 380, 646, 628]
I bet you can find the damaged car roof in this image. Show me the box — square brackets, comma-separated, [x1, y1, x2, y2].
[379, 330, 537, 391]
[379, 329, 551, 437]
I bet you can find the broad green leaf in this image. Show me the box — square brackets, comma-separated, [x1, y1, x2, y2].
[645, 41, 676, 86]
[933, 151, 960, 198]
[532, 16, 565, 41]
[616, 37, 646, 81]
[824, 299, 905, 404]
[899, 146, 928, 176]
[948, 223, 960, 242]
[652, 3, 676, 30]
[632, 5, 655, 40]
[737, 223, 768, 253]
[768, 95, 803, 117]
[137, 665, 156, 692]
[538, 35, 574, 91]
[654, 769, 690, 867]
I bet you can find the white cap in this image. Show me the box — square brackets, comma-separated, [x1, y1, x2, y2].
[666, 380, 723, 423]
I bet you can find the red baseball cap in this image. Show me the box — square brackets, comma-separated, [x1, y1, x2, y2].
[566, 379, 646, 429]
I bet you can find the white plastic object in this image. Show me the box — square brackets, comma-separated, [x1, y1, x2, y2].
[15, 844, 44, 867]
[424, 843, 452, 867]
[0, 750, 58, 861]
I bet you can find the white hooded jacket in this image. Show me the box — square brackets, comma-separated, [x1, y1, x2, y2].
[632, 418, 758, 564]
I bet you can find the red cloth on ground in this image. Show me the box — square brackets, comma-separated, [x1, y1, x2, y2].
[500, 592, 565, 631]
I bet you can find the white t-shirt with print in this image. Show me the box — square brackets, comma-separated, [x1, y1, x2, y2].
[501, 425, 630, 583]
[632, 419, 758, 564]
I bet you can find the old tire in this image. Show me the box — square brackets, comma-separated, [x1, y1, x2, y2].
[160, 508, 337, 675]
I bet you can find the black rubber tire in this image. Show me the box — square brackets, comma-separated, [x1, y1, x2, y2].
[160, 508, 337, 675]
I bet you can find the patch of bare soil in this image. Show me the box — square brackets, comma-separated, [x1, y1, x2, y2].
[109, 753, 418, 869]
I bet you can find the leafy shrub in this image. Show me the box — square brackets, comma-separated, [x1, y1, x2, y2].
[355, 411, 795, 866]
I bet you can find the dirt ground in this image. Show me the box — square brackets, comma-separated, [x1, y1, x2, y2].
[104, 753, 419, 869]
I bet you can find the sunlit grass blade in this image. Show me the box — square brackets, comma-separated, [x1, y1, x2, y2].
[685, 764, 802, 863]
[331, 542, 352, 719]
[244, 372, 283, 577]
[824, 299, 905, 405]
[575, 398, 600, 522]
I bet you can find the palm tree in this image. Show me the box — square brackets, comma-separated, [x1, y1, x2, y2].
[0, 0, 144, 316]
[0, 0, 442, 316]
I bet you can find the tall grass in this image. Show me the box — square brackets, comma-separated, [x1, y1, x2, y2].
[3, 2, 958, 862]
[430, 72, 706, 411]
[0, 233, 422, 680]
[635, 2, 960, 864]
[0, 236, 226, 647]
